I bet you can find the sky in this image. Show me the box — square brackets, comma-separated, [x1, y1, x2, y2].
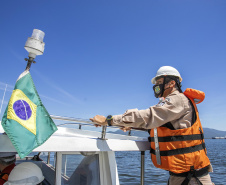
[0, 0, 226, 131]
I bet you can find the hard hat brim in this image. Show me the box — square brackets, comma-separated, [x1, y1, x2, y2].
[151, 75, 182, 84]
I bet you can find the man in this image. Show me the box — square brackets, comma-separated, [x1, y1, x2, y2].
[90, 66, 214, 185]
[0, 153, 16, 185]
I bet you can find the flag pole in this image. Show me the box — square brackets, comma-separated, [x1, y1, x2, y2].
[24, 57, 36, 71]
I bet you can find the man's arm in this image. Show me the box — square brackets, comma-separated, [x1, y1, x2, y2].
[90, 93, 187, 129]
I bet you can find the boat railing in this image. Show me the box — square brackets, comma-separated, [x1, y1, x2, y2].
[50, 115, 147, 140]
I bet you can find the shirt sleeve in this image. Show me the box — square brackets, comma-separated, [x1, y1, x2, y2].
[112, 93, 186, 129]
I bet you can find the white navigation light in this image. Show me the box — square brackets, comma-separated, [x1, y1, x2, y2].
[24, 29, 45, 59]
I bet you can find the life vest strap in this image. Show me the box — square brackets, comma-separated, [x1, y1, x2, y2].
[169, 166, 208, 185]
[148, 134, 203, 142]
[150, 143, 206, 156]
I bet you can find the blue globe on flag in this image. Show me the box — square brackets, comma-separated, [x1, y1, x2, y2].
[13, 100, 32, 120]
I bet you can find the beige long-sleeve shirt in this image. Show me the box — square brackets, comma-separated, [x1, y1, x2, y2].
[112, 90, 193, 130]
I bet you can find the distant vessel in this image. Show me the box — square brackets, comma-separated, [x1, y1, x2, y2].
[212, 136, 226, 139]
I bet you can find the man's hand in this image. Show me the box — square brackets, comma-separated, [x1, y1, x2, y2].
[90, 115, 107, 126]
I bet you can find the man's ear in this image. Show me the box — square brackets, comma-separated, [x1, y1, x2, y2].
[169, 80, 176, 88]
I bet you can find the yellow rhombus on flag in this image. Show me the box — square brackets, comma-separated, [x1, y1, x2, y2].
[7, 89, 37, 135]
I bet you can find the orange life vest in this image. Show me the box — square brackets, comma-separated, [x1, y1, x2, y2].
[149, 88, 210, 174]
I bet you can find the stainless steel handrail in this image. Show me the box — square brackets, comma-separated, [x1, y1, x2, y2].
[50, 115, 147, 140]
[50, 115, 93, 124]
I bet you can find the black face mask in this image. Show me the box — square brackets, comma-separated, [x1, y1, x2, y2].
[153, 76, 166, 98]
[153, 84, 164, 98]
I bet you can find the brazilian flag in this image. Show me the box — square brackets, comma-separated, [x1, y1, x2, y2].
[1, 71, 57, 158]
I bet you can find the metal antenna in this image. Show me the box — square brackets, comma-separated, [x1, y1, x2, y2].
[0, 84, 8, 115]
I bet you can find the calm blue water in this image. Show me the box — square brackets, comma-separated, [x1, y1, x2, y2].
[116, 139, 226, 185]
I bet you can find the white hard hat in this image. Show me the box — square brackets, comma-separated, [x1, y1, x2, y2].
[4, 162, 44, 185]
[0, 152, 17, 158]
[151, 66, 182, 84]
[0, 155, 16, 163]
